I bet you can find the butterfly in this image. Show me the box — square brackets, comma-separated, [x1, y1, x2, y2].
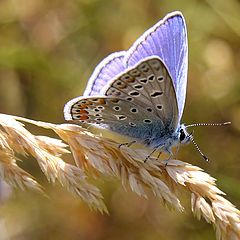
[64, 11, 229, 160]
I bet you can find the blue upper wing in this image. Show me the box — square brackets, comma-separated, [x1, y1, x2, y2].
[83, 11, 188, 121]
[124, 11, 188, 121]
[84, 51, 127, 96]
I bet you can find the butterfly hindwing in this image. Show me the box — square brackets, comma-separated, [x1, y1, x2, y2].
[103, 56, 179, 130]
[64, 96, 169, 143]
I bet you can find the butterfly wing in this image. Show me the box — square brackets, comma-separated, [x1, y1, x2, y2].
[64, 11, 188, 148]
[64, 56, 179, 147]
[64, 96, 168, 147]
[103, 56, 179, 130]
[84, 51, 127, 96]
[125, 11, 188, 121]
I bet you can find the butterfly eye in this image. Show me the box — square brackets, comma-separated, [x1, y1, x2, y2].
[179, 129, 186, 142]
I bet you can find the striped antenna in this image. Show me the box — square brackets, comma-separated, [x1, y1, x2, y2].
[190, 136, 209, 162]
[186, 122, 231, 128]
[186, 121, 231, 161]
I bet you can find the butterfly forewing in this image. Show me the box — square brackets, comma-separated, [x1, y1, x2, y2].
[84, 51, 126, 96]
[125, 12, 188, 120]
[103, 56, 179, 129]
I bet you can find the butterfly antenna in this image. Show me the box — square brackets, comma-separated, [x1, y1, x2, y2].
[189, 133, 209, 162]
[185, 121, 230, 161]
[186, 122, 231, 128]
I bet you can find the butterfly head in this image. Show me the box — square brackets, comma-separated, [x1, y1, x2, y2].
[178, 124, 192, 144]
[177, 124, 209, 161]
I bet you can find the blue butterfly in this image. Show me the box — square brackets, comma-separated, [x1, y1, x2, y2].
[64, 11, 228, 160]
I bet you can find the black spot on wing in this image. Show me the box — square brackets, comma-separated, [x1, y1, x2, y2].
[150, 91, 163, 98]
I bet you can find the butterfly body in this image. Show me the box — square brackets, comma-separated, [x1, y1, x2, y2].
[64, 11, 191, 156]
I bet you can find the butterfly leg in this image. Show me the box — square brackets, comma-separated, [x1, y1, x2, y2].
[119, 140, 136, 148]
[144, 148, 157, 162]
[157, 151, 162, 159]
[144, 145, 165, 162]
[172, 145, 180, 159]
[163, 149, 174, 167]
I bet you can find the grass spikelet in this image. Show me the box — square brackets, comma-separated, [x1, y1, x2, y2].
[0, 113, 239, 238]
[0, 114, 107, 212]
[0, 129, 43, 193]
[163, 160, 240, 239]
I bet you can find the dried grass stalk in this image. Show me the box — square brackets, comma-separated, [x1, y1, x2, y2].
[0, 114, 107, 213]
[0, 113, 239, 239]
[0, 129, 43, 193]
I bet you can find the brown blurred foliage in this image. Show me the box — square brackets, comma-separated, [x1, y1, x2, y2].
[0, 0, 239, 239]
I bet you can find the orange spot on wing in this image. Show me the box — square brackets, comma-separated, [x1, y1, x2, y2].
[80, 115, 89, 120]
[118, 83, 127, 89]
[110, 99, 120, 103]
[79, 104, 89, 109]
[126, 77, 135, 83]
[98, 99, 106, 105]
[79, 109, 88, 114]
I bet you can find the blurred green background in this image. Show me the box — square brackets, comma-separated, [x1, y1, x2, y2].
[0, 0, 239, 239]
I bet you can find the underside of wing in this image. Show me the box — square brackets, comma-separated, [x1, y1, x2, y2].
[64, 95, 170, 146]
[102, 56, 179, 130]
[83, 12, 188, 120]
[125, 11, 188, 120]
